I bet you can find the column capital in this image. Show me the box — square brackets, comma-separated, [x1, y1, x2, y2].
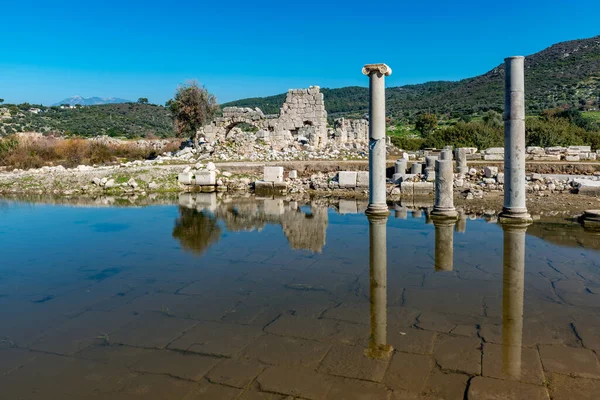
[362, 63, 392, 76]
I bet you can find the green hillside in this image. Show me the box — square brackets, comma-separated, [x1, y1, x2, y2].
[0, 103, 173, 138]
[223, 35, 600, 119]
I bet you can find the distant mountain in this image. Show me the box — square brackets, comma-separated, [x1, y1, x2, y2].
[53, 96, 131, 107]
[223, 35, 600, 118]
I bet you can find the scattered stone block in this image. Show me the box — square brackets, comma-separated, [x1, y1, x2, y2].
[568, 146, 591, 152]
[264, 166, 284, 183]
[483, 154, 504, 161]
[273, 181, 288, 194]
[565, 155, 580, 162]
[485, 147, 505, 154]
[356, 171, 369, 188]
[533, 154, 561, 161]
[484, 166, 498, 178]
[338, 171, 358, 188]
[195, 171, 216, 186]
[400, 182, 414, 195]
[413, 182, 434, 194]
[288, 170, 298, 179]
[254, 181, 274, 196]
[497, 173, 505, 184]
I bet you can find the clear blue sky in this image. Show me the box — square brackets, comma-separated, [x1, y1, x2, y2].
[0, 0, 598, 106]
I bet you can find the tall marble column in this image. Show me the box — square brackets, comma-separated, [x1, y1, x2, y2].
[501, 222, 530, 379]
[363, 63, 392, 216]
[366, 214, 393, 359]
[432, 217, 456, 271]
[499, 56, 532, 223]
[431, 159, 457, 218]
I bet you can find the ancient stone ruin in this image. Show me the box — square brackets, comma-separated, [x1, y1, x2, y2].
[197, 86, 369, 149]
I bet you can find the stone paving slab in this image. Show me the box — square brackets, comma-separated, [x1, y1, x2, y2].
[110, 313, 197, 349]
[434, 335, 482, 375]
[117, 373, 205, 399]
[538, 345, 600, 379]
[256, 366, 332, 399]
[467, 376, 550, 400]
[421, 370, 469, 400]
[130, 349, 220, 382]
[326, 376, 392, 399]
[547, 372, 600, 400]
[206, 358, 264, 389]
[482, 343, 545, 384]
[194, 381, 244, 399]
[318, 343, 390, 382]
[0, 348, 37, 376]
[383, 352, 432, 393]
[387, 327, 436, 355]
[242, 334, 331, 367]
[266, 314, 339, 341]
[168, 321, 263, 357]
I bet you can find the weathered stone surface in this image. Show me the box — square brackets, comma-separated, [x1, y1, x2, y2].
[242, 334, 331, 367]
[264, 166, 284, 183]
[434, 335, 482, 375]
[178, 172, 193, 184]
[338, 171, 358, 188]
[288, 169, 298, 179]
[111, 314, 197, 349]
[318, 343, 390, 382]
[538, 345, 600, 379]
[254, 181, 274, 195]
[482, 343, 545, 384]
[547, 372, 600, 400]
[256, 366, 332, 399]
[412, 182, 434, 194]
[130, 349, 219, 382]
[383, 352, 432, 392]
[485, 166, 498, 178]
[194, 381, 244, 399]
[483, 154, 504, 161]
[168, 321, 262, 357]
[467, 377, 549, 400]
[195, 170, 216, 186]
[326, 377, 391, 400]
[206, 359, 264, 388]
[265, 315, 338, 341]
[356, 171, 369, 188]
[387, 326, 436, 354]
[422, 370, 469, 399]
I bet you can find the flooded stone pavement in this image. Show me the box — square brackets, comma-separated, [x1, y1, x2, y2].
[0, 195, 599, 399]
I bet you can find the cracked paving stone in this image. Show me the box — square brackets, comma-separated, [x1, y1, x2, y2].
[242, 334, 331, 367]
[467, 376, 549, 400]
[130, 349, 220, 382]
[117, 373, 204, 399]
[110, 313, 197, 349]
[168, 321, 262, 357]
[265, 314, 338, 341]
[326, 376, 392, 399]
[482, 343, 545, 385]
[206, 358, 264, 388]
[256, 366, 332, 400]
[318, 343, 391, 382]
[434, 335, 482, 375]
[421, 369, 469, 399]
[547, 372, 600, 400]
[193, 381, 244, 399]
[538, 345, 600, 379]
[0, 348, 37, 376]
[387, 327, 436, 355]
[384, 352, 432, 393]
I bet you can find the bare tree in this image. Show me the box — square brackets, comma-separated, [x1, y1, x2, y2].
[168, 81, 218, 147]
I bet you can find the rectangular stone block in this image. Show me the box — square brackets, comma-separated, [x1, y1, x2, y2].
[195, 171, 216, 186]
[400, 182, 414, 195]
[338, 171, 357, 188]
[391, 173, 404, 184]
[568, 146, 591, 152]
[484, 147, 505, 154]
[273, 182, 288, 194]
[178, 173, 193, 185]
[288, 170, 298, 179]
[565, 155, 580, 162]
[483, 154, 504, 161]
[413, 182, 434, 194]
[532, 154, 561, 161]
[254, 181, 274, 196]
[264, 166, 284, 183]
[356, 171, 369, 188]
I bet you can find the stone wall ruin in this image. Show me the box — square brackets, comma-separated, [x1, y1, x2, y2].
[197, 86, 369, 149]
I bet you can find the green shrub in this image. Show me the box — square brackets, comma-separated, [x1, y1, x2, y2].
[389, 136, 426, 151]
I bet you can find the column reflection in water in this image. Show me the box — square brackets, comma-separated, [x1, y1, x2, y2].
[432, 217, 456, 272]
[366, 214, 393, 359]
[501, 222, 530, 379]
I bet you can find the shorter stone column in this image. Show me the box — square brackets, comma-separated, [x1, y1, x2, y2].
[431, 159, 457, 217]
[432, 217, 456, 271]
[425, 156, 437, 182]
[440, 147, 453, 160]
[392, 158, 407, 184]
[411, 163, 423, 175]
[455, 148, 469, 174]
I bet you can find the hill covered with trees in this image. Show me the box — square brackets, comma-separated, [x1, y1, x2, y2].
[223, 35, 600, 119]
[0, 102, 173, 138]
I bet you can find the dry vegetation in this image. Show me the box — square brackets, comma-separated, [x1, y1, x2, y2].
[0, 135, 180, 169]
